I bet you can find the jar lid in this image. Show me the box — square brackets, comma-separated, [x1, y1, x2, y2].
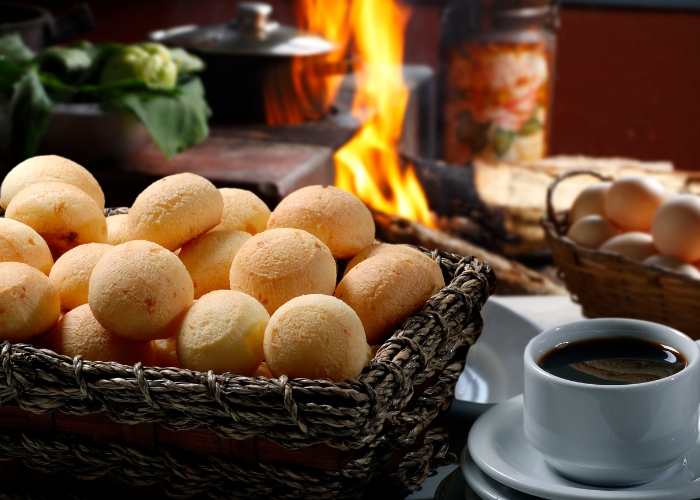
[149, 2, 336, 57]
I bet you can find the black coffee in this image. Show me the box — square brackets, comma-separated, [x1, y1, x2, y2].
[538, 336, 686, 385]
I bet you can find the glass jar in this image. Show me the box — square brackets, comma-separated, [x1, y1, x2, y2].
[438, 0, 559, 164]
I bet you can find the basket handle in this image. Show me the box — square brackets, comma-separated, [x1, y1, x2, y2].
[546, 169, 613, 235]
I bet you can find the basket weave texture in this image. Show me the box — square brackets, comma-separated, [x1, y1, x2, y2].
[543, 169, 700, 339]
[0, 207, 496, 499]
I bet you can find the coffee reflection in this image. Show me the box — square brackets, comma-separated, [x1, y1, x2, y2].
[539, 336, 686, 385]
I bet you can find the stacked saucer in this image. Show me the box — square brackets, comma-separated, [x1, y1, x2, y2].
[461, 395, 700, 500]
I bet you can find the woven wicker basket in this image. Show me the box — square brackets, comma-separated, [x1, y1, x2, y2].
[0, 207, 496, 499]
[543, 169, 700, 339]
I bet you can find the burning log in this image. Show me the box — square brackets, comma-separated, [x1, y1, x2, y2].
[373, 211, 566, 296]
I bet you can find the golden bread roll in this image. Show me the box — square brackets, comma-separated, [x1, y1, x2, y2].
[214, 188, 271, 235]
[0, 218, 54, 275]
[88, 240, 194, 341]
[177, 290, 269, 375]
[229, 228, 337, 315]
[0, 155, 105, 210]
[266, 185, 375, 259]
[0, 262, 61, 342]
[4, 182, 107, 258]
[51, 304, 154, 365]
[178, 230, 251, 299]
[335, 253, 436, 345]
[344, 243, 445, 291]
[151, 335, 180, 368]
[105, 214, 131, 245]
[49, 243, 113, 311]
[263, 294, 371, 382]
[127, 173, 223, 251]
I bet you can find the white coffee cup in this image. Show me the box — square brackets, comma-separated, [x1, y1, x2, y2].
[523, 318, 700, 487]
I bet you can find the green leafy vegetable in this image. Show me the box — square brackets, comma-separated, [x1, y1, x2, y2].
[0, 33, 34, 64]
[0, 34, 211, 160]
[0, 61, 23, 96]
[118, 77, 210, 158]
[100, 42, 178, 90]
[10, 68, 53, 159]
[169, 47, 205, 74]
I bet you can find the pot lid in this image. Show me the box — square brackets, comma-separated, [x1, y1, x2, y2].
[149, 2, 336, 57]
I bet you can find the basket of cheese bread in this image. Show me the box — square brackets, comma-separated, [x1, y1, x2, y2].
[0, 155, 495, 499]
[543, 169, 700, 339]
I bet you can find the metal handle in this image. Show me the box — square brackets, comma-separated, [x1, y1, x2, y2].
[238, 2, 273, 31]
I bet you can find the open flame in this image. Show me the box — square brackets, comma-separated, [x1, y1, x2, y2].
[295, 0, 435, 227]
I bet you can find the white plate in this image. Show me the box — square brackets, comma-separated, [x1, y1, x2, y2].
[467, 395, 700, 500]
[455, 300, 541, 404]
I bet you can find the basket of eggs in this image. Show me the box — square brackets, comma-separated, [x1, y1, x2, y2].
[543, 169, 700, 338]
[0, 155, 495, 499]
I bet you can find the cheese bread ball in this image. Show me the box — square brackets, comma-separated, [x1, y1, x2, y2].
[177, 290, 269, 375]
[88, 240, 194, 341]
[179, 230, 251, 299]
[0, 218, 53, 275]
[105, 214, 131, 246]
[0, 155, 105, 210]
[49, 243, 113, 311]
[264, 294, 371, 382]
[127, 173, 223, 251]
[344, 243, 445, 292]
[229, 228, 337, 315]
[0, 262, 61, 342]
[267, 185, 375, 259]
[51, 304, 154, 365]
[335, 253, 436, 345]
[214, 188, 271, 235]
[4, 182, 108, 258]
[151, 335, 180, 368]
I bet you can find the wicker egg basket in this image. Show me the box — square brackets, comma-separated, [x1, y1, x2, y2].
[543, 169, 700, 339]
[0, 207, 496, 499]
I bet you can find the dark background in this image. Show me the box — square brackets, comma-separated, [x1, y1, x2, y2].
[16, 0, 700, 171]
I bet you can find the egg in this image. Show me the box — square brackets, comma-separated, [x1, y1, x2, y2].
[598, 232, 657, 262]
[651, 194, 700, 263]
[604, 176, 665, 231]
[569, 182, 612, 224]
[643, 255, 700, 279]
[566, 215, 619, 249]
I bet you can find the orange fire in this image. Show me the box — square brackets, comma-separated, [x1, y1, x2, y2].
[295, 0, 435, 227]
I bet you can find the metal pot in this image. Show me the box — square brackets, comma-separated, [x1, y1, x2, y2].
[0, 1, 94, 51]
[150, 2, 343, 125]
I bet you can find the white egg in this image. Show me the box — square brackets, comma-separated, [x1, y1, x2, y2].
[643, 254, 700, 279]
[651, 194, 700, 263]
[570, 182, 612, 224]
[599, 232, 657, 262]
[604, 176, 666, 231]
[566, 215, 619, 249]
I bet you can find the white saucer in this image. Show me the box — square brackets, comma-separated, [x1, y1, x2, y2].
[466, 395, 700, 500]
[461, 445, 542, 500]
[455, 300, 541, 404]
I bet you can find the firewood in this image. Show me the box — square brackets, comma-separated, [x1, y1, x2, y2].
[372, 212, 567, 296]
